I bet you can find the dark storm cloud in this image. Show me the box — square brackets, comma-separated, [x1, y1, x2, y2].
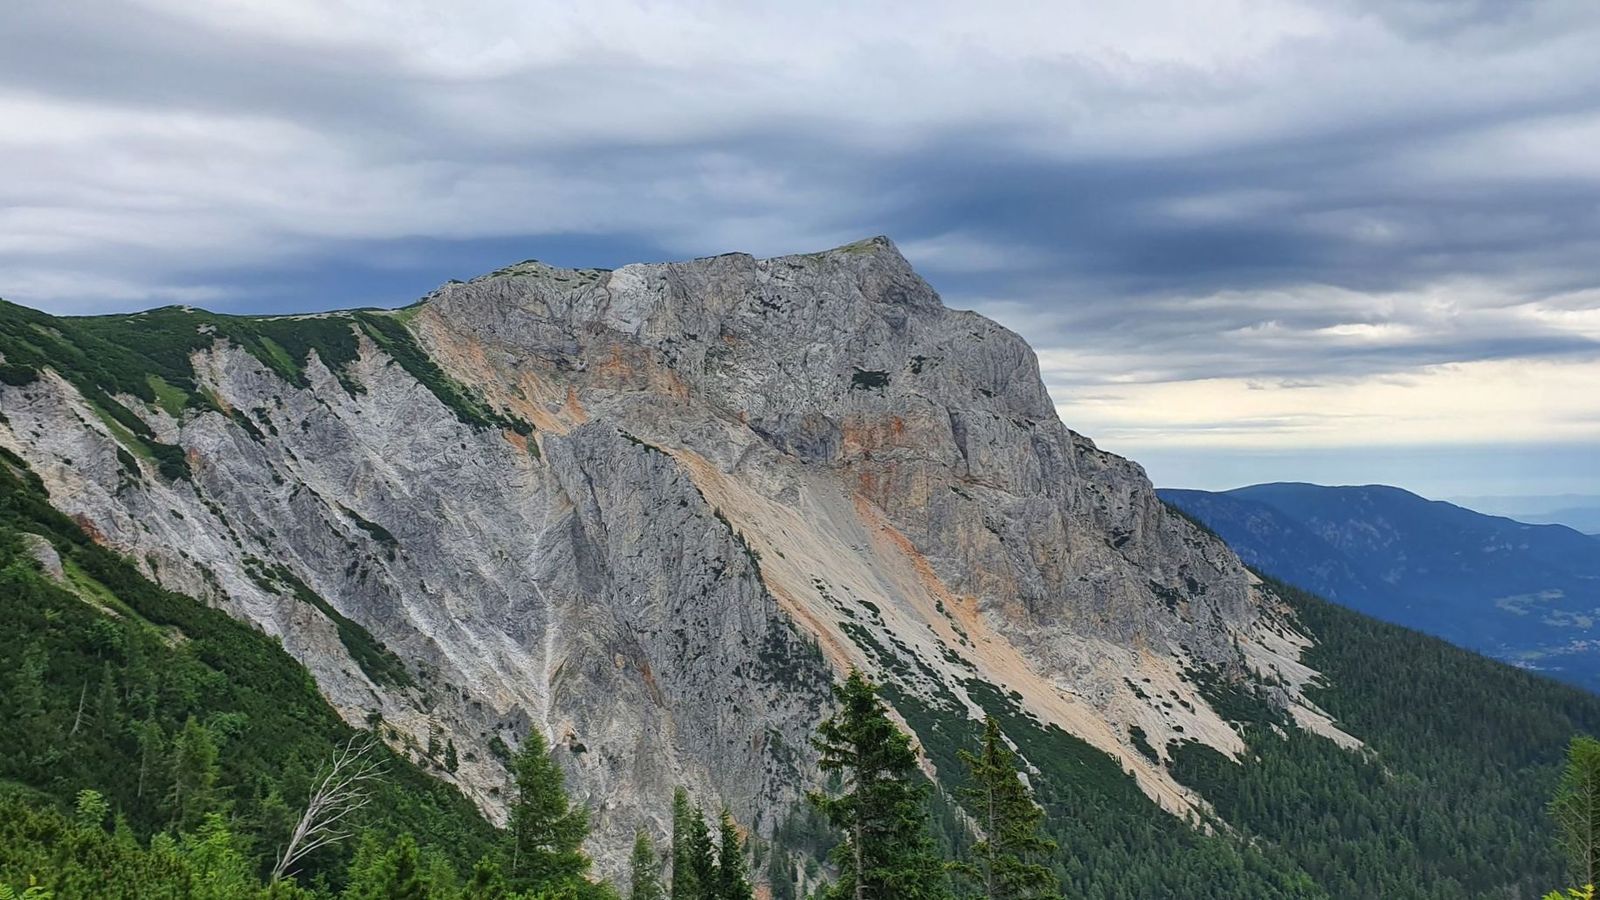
[4, 0, 1600, 393]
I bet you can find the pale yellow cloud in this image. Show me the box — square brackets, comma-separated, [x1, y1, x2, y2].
[1050, 356, 1600, 449]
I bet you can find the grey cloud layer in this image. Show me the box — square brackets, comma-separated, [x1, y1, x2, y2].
[3, 0, 1600, 392]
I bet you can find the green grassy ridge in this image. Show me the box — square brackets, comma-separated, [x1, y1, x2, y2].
[354, 311, 534, 439]
[0, 300, 534, 461]
[0, 298, 197, 477]
[0, 299, 362, 408]
[0, 447, 495, 886]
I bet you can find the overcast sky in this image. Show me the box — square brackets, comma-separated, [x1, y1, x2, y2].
[4, 1, 1599, 498]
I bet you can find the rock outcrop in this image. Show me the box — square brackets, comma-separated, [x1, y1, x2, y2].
[0, 237, 1349, 872]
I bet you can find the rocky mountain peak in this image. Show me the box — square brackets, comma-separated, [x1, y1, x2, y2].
[419, 235, 1054, 443]
[0, 238, 1353, 874]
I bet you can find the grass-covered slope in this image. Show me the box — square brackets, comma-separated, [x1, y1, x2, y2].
[0, 299, 532, 468]
[0, 446, 497, 888]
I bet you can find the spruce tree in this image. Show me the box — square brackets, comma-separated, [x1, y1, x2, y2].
[93, 663, 119, 738]
[504, 729, 593, 894]
[957, 717, 1058, 900]
[671, 787, 705, 900]
[168, 715, 220, 833]
[713, 809, 754, 900]
[182, 813, 256, 900]
[343, 832, 426, 900]
[765, 846, 797, 900]
[688, 805, 718, 899]
[463, 856, 513, 899]
[631, 830, 666, 900]
[809, 669, 952, 900]
[1552, 735, 1600, 890]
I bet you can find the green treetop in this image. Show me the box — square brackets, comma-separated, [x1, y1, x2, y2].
[809, 669, 952, 900]
[504, 730, 598, 896]
[957, 717, 1058, 900]
[168, 715, 221, 833]
[343, 832, 426, 900]
[631, 829, 666, 900]
[713, 809, 754, 900]
[1553, 736, 1600, 891]
[671, 787, 716, 900]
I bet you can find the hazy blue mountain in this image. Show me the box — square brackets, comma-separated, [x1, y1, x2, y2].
[1160, 489, 1385, 608]
[1447, 494, 1600, 534]
[1524, 507, 1600, 533]
[1161, 482, 1600, 691]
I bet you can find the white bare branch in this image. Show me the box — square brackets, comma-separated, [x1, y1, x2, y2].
[271, 735, 387, 883]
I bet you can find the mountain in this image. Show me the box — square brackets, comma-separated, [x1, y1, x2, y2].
[1162, 482, 1600, 690]
[4, 239, 1600, 896]
[1525, 507, 1600, 534]
[1157, 488, 1385, 609]
[1449, 494, 1600, 534]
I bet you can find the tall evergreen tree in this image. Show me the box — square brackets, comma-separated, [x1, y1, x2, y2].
[419, 847, 462, 898]
[11, 642, 47, 722]
[133, 716, 164, 801]
[631, 830, 666, 900]
[671, 787, 706, 900]
[1552, 736, 1600, 890]
[713, 810, 754, 900]
[93, 662, 119, 737]
[809, 669, 952, 900]
[505, 730, 593, 894]
[956, 717, 1058, 900]
[765, 846, 797, 900]
[168, 715, 220, 832]
[688, 805, 718, 899]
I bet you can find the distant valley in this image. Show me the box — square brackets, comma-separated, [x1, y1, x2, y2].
[1161, 483, 1600, 691]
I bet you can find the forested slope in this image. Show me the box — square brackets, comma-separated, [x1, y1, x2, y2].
[0, 446, 497, 893]
[1170, 578, 1600, 898]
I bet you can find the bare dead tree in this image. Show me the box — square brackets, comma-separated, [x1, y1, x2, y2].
[271, 735, 386, 883]
[69, 681, 88, 736]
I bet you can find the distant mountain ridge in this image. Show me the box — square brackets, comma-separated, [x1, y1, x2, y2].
[1161, 482, 1600, 691]
[1448, 494, 1600, 534]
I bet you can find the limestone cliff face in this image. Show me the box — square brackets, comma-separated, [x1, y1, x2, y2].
[0, 237, 1348, 871]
